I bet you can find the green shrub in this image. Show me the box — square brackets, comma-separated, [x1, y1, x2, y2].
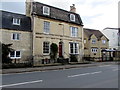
[70, 55, 78, 62]
[50, 43, 58, 62]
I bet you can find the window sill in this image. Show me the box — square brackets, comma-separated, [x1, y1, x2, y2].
[10, 57, 21, 59]
[43, 53, 50, 56]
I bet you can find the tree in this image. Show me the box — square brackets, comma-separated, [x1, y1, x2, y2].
[2, 43, 13, 63]
[50, 43, 58, 63]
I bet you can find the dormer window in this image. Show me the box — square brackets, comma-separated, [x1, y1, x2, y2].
[13, 18, 20, 25]
[70, 14, 75, 22]
[43, 6, 50, 15]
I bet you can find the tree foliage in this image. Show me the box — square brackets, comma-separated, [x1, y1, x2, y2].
[50, 43, 58, 62]
[2, 43, 13, 63]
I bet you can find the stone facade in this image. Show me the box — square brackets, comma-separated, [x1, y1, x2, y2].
[84, 28, 109, 61]
[2, 29, 32, 63]
[26, 1, 84, 66]
[1, 11, 32, 63]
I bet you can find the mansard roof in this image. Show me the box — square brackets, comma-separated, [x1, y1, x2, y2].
[0, 10, 31, 32]
[32, 2, 83, 26]
[84, 28, 109, 41]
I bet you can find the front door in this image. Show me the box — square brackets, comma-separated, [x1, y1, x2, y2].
[59, 42, 63, 57]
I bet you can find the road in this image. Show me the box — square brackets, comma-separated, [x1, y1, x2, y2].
[1, 64, 119, 88]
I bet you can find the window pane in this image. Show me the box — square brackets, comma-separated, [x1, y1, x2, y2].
[44, 7, 48, 14]
[70, 43, 79, 54]
[44, 21, 50, 33]
[71, 27, 78, 37]
[16, 51, 20, 57]
[43, 42, 49, 54]
[70, 43, 73, 54]
[92, 39, 96, 44]
[70, 14, 75, 21]
[12, 33, 15, 40]
[17, 34, 20, 40]
[12, 33, 20, 40]
[102, 40, 106, 44]
[75, 43, 78, 54]
[43, 6, 50, 15]
[10, 51, 15, 57]
[13, 18, 20, 25]
[16, 19, 20, 24]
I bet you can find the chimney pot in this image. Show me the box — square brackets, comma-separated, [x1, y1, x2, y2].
[70, 4, 76, 13]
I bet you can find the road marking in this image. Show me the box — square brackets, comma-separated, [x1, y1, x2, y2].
[68, 71, 102, 78]
[98, 65, 111, 67]
[113, 69, 119, 71]
[68, 73, 90, 78]
[90, 71, 102, 74]
[0, 80, 43, 88]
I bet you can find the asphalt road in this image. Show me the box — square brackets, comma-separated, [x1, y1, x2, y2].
[1, 64, 119, 88]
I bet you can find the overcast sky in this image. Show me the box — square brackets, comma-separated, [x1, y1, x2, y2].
[0, 0, 119, 30]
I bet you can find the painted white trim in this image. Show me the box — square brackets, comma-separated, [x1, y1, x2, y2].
[70, 26, 78, 37]
[69, 42, 79, 55]
[43, 6, 50, 16]
[13, 18, 20, 25]
[42, 41, 50, 55]
[70, 14, 75, 22]
[43, 21, 50, 34]
[10, 50, 21, 59]
[91, 48, 98, 53]
[11, 33, 20, 40]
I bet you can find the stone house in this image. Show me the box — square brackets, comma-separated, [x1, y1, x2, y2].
[26, 0, 84, 66]
[0, 10, 32, 63]
[84, 28, 109, 61]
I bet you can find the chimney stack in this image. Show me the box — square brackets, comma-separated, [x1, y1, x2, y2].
[26, 0, 34, 16]
[70, 4, 76, 13]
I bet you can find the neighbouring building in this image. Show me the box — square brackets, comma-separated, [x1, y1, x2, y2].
[102, 27, 119, 50]
[102, 27, 120, 61]
[0, 10, 32, 63]
[26, 0, 84, 66]
[84, 28, 109, 61]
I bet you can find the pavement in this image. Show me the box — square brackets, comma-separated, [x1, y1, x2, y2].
[1, 61, 118, 74]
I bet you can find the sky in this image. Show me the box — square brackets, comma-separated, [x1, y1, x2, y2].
[0, 0, 119, 30]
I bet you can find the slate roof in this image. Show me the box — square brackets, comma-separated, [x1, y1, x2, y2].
[0, 10, 31, 32]
[84, 28, 109, 41]
[32, 2, 83, 26]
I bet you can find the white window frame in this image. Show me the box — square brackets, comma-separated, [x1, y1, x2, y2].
[44, 21, 50, 34]
[43, 6, 50, 15]
[92, 39, 96, 44]
[69, 42, 79, 54]
[102, 40, 106, 44]
[70, 26, 78, 37]
[70, 14, 75, 22]
[84, 40, 86, 44]
[91, 48, 98, 53]
[11, 33, 20, 40]
[13, 18, 20, 25]
[43, 42, 50, 55]
[10, 51, 21, 59]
